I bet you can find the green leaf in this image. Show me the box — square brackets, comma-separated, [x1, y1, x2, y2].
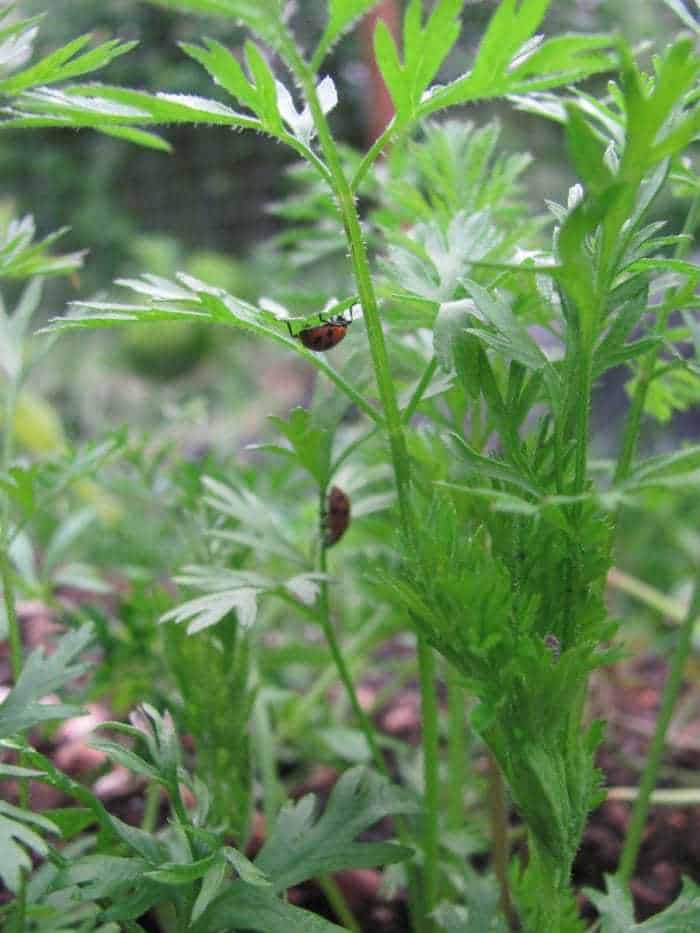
[255, 767, 417, 890]
[55, 854, 150, 900]
[194, 880, 347, 933]
[0, 800, 59, 892]
[98, 124, 172, 151]
[621, 445, 700, 490]
[0, 624, 92, 738]
[0, 215, 84, 279]
[145, 852, 222, 885]
[89, 738, 163, 784]
[0, 35, 136, 95]
[313, 0, 382, 70]
[374, 0, 462, 123]
[191, 859, 228, 925]
[420, 5, 615, 116]
[107, 813, 166, 863]
[41, 807, 95, 840]
[448, 433, 542, 498]
[145, 0, 292, 56]
[586, 874, 700, 931]
[160, 586, 260, 633]
[201, 475, 305, 562]
[223, 846, 271, 886]
[267, 407, 333, 486]
[0, 83, 260, 141]
[244, 41, 283, 132]
[565, 102, 615, 195]
[180, 37, 259, 111]
[0, 15, 42, 73]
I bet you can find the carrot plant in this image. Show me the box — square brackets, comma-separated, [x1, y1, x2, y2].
[2, 0, 700, 931]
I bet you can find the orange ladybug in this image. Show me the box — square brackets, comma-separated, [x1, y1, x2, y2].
[323, 485, 351, 547]
[288, 312, 353, 353]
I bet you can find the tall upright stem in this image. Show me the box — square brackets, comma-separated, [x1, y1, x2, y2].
[293, 58, 440, 930]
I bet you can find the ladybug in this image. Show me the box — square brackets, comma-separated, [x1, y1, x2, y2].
[289, 312, 352, 353]
[322, 485, 351, 547]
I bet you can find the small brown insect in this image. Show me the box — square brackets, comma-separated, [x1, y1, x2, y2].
[288, 312, 353, 353]
[323, 485, 351, 547]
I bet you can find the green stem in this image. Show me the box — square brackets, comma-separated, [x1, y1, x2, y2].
[296, 56, 439, 931]
[1, 379, 22, 683]
[1, 548, 22, 685]
[351, 117, 397, 193]
[318, 522, 426, 930]
[310, 354, 384, 427]
[618, 574, 700, 884]
[402, 356, 438, 424]
[317, 540, 387, 779]
[487, 751, 515, 930]
[254, 694, 283, 828]
[573, 348, 592, 497]
[280, 616, 387, 742]
[318, 875, 362, 933]
[140, 781, 161, 834]
[607, 566, 686, 623]
[297, 65, 414, 537]
[446, 671, 467, 829]
[417, 638, 440, 922]
[526, 838, 569, 933]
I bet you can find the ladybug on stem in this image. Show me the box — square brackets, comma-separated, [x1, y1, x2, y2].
[288, 311, 353, 353]
[322, 485, 351, 547]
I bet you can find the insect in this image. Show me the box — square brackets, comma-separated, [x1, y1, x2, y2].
[323, 485, 351, 547]
[288, 311, 353, 352]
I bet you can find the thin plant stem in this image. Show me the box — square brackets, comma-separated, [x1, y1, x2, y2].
[402, 356, 438, 424]
[417, 637, 440, 923]
[254, 695, 283, 828]
[607, 566, 686, 623]
[280, 616, 387, 742]
[310, 354, 384, 427]
[1, 379, 22, 682]
[618, 574, 700, 884]
[318, 542, 387, 775]
[318, 874, 362, 933]
[141, 781, 161, 834]
[1, 549, 22, 685]
[318, 529, 426, 930]
[351, 117, 397, 193]
[296, 56, 440, 932]
[487, 750, 515, 930]
[446, 671, 467, 829]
